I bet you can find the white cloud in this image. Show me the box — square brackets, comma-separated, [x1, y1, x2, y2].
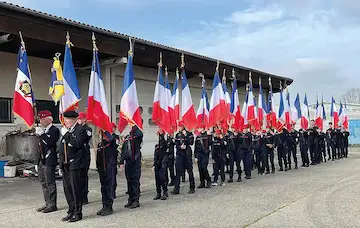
[165, 1, 360, 103]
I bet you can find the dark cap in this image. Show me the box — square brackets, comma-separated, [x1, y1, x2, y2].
[63, 111, 79, 118]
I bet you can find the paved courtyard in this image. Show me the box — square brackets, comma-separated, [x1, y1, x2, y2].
[1, 149, 360, 228]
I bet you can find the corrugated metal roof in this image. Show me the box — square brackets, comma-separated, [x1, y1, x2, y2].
[0, 1, 292, 82]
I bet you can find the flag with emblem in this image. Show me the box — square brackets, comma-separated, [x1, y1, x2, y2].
[49, 53, 65, 104]
[86, 34, 113, 133]
[12, 35, 35, 128]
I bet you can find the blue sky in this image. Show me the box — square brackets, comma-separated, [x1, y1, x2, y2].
[5, 0, 360, 105]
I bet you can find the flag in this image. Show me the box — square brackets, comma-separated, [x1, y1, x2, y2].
[230, 78, 241, 131]
[322, 96, 326, 121]
[258, 80, 267, 128]
[292, 92, 301, 124]
[330, 97, 339, 129]
[253, 96, 260, 131]
[196, 79, 209, 129]
[13, 40, 35, 128]
[315, 97, 323, 130]
[278, 88, 286, 130]
[301, 93, 309, 129]
[267, 81, 277, 128]
[118, 49, 143, 132]
[165, 72, 174, 132]
[247, 75, 256, 127]
[152, 62, 170, 133]
[343, 102, 349, 129]
[240, 90, 248, 131]
[49, 55, 65, 104]
[169, 72, 180, 132]
[209, 67, 226, 127]
[59, 34, 81, 123]
[181, 69, 197, 130]
[285, 89, 291, 130]
[222, 77, 231, 119]
[86, 39, 112, 133]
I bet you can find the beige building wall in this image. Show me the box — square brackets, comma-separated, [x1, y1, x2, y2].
[0, 51, 266, 159]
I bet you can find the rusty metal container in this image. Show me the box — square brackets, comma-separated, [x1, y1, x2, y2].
[6, 131, 40, 163]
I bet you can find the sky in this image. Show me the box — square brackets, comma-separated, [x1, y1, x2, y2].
[4, 0, 360, 105]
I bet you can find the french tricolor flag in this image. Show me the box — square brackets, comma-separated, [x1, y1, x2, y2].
[240, 90, 248, 131]
[258, 80, 267, 129]
[181, 69, 197, 130]
[341, 103, 348, 129]
[169, 72, 180, 132]
[59, 34, 81, 123]
[222, 75, 231, 119]
[267, 81, 277, 128]
[331, 97, 339, 129]
[118, 48, 143, 132]
[278, 88, 286, 130]
[152, 62, 170, 133]
[86, 38, 112, 133]
[284, 89, 291, 130]
[315, 97, 323, 130]
[301, 93, 309, 129]
[247, 74, 256, 126]
[196, 79, 209, 129]
[253, 97, 260, 131]
[209, 67, 226, 127]
[292, 92, 301, 124]
[13, 39, 35, 128]
[230, 78, 241, 131]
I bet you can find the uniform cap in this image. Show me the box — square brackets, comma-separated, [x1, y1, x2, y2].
[63, 111, 79, 118]
[38, 110, 52, 119]
[78, 112, 86, 119]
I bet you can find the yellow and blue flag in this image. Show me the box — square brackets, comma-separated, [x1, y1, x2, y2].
[49, 56, 65, 104]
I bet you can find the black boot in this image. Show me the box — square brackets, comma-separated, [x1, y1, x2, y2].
[236, 175, 242, 182]
[188, 189, 195, 194]
[69, 214, 82, 223]
[271, 169, 275, 174]
[228, 177, 233, 183]
[153, 193, 161, 200]
[295, 164, 298, 169]
[197, 183, 205, 189]
[124, 200, 132, 208]
[61, 213, 73, 222]
[100, 203, 113, 216]
[128, 201, 140, 209]
[97, 205, 106, 215]
[171, 189, 179, 195]
[161, 193, 168, 200]
[206, 180, 212, 188]
[168, 180, 174, 186]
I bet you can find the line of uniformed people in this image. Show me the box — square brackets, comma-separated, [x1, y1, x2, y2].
[152, 120, 350, 198]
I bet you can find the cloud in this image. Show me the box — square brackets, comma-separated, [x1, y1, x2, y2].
[165, 1, 360, 103]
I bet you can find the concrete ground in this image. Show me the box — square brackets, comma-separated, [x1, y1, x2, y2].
[1, 149, 360, 228]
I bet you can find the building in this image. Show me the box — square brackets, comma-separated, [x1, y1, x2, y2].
[0, 2, 293, 160]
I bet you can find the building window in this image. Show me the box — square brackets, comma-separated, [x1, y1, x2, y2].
[148, 118, 157, 126]
[35, 100, 60, 124]
[0, 98, 12, 123]
[148, 107, 153, 115]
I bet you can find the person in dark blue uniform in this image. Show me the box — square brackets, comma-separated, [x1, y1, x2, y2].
[288, 125, 299, 169]
[77, 112, 92, 204]
[166, 132, 176, 186]
[276, 127, 289, 171]
[194, 124, 212, 188]
[120, 124, 143, 209]
[153, 129, 168, 200]
[239, 128, 253, 179]
[326, 122, 336, 161]
[96, 129, 117, 216]
[318, 131, 327, 163]
[308, 120, 319, 165]
[227, 127, 242, 182]
[335, 128, 343, 159]
[59, 111, 88, 222]
[253, 130, 265, 175]
[264, 128, 276, 174]
[35, 110, 60, 213]
[299, 129, 309, 167]
[171, 121, 195, 195]
[211, 129, 227, 186]
[111, 123, 120, 199]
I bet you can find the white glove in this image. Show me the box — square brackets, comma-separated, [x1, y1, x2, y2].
[61, 127, 68, 136]
[35, 127, 44, 135]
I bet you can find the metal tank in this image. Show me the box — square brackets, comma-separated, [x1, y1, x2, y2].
[6, 130, 40, 163]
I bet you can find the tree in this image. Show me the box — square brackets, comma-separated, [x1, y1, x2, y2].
[341, 88, 360, 104]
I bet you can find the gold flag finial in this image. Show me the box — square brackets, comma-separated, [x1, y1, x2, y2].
[165, 65, 168, 76]
[268, 76, 272, 86]
[279, 81, 282, 90]
[158, 52, 163, 68]
[246, 83, 249, 91]
[200, 73, 205, 88]
[181, 53, 185, 68]
[222, 69, 226, 83]
[54, 52, 61, 61]
[259, 77, 262, 85]
[19, 31, 25, 48]
[128, 37, 134, 56]
[65, 31, 73, 47]
[216, 60, 220, 72]
[232, 68, 235, 78]
[176, 67, 179, 79]
[92, 32, 98, 51]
